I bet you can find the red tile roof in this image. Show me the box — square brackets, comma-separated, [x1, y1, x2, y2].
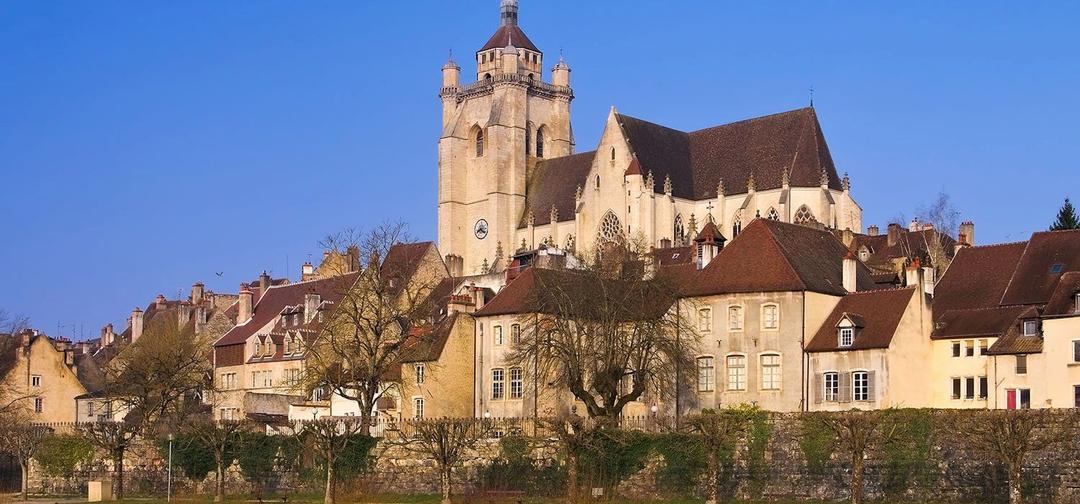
[685, 219, 875, 297]
[805, 287, 916, 352]
[479, 24, 540, 52]
[1000, 229, 1080, 306]
[844, 228, 957, 273]
[931, 305, 1030, 340]
[475, 267, 676, 319]
[933, 242, 1027, 319]
[1044, 271, 1080, 316]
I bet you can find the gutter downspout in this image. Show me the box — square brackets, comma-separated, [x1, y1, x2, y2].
[675, 298, 681, 425]
[802, 291, 808, 412]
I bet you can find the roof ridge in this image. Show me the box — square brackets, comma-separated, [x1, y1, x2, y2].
[758, 220, 809, 291]
[614, 107, 815, 138]
[966, 240, 1029, 249]
[998, 238, 1033, 306]
[843, 286, 917, 296]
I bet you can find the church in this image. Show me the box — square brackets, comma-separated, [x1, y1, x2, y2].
[437, 0, 862, 275]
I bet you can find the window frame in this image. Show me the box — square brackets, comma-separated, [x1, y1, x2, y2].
[31, 375, 41, 387]
[838, 327, 854, 348]
[494, 325, 504, 346]
[823, 371, 840, 402]
[509, 367, 524, 399]
[951, 341, 961, 357]
[1023, 320, 1039, 336]
[698, 307, 713, 332]
[1072, 340, 1080, 363]
[852, 370, 870, 402]
[1016, 354, 1028, 375]
[964, 376, 976, 400]
[761, 303, 780, 330]
[727, 305, 744, 332]
[760, 353, 781, 390]
[491, 368, 505, 400]
[725, 353, 747, 391]
[413, 396, 425, 420]
[696, 356, 715, 392]
[415, 363, 425, 385]
[951, 377, 962, 400]
[511, 324, 521, 344]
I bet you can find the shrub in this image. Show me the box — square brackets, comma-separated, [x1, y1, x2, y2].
[156, 433, 215, 481]
[34, 434, 94, 479]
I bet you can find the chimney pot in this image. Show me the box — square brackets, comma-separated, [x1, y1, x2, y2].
[191, 282, 205, 305]
[867, 225, 879, 237]
[959, 221, 975, 246]
[887, 223, 902, 247]
[131, 307, 144, 342]
[259, 271, 271, 296]
[238, 285, 253, 323]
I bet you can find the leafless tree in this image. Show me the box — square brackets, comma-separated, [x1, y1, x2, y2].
[954, 409, 1079, 504]
[303, 222, 445, 435]
[684, 407, 759, 504]
[804, 409, 904, 504]
[506, 247, 697, 427]
[78, 420, 139, 500]
[388, 418, 492, 504]
[914, 192, 960, 274]
[299, 417, 366, 504]
[0, 410, 49, 500]
[185, 418, 246, 502]
[0, 309, 32, 415]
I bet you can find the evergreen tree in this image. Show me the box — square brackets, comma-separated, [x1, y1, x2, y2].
[1050, 197, 1080, 230]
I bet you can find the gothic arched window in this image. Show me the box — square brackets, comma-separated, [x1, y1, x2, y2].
[597, 211, 624, 245]
[766, 207, 780, 221]
[673, 214, 685, 245]
[595, 175, 601, 189]
[794, 205, 817, 225]
[535, 126, 545, 158]
[611, 147, 616, 161]
[525, 124, 531, 157]
[732, 211, 743, 238]
[474, 127, 485, 157]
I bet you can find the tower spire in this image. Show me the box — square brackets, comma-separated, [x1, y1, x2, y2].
[500, 0, 519, 26]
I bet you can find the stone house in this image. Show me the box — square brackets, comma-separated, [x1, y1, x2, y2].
[0, 331, 88, 422]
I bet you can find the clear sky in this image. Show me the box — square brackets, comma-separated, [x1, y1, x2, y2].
[1, 1, 1077, 339]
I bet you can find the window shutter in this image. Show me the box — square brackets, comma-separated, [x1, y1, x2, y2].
[839, 372, 852, 403]
[813, 373, 823, 404]
[867, 370, 876, 401]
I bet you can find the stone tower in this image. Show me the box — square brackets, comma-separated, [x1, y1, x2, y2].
[437, 0, 574, 274]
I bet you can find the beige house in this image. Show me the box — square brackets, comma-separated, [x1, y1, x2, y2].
[398, 301, 478, 420]
[437, 0, 862, 276]
[0, 331, 88, 423]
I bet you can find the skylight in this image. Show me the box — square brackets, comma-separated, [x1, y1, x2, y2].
[1050, 263, 1064, 273]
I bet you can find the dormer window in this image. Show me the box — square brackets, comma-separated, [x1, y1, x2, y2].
[858, 247, 869, 262]
[838, 327, 855, 347]
[1023, 320, 1039, 336]
[253, 340, 263, 358]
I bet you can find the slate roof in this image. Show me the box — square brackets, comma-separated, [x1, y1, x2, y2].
[987, 307, 1044, 355]
[1044, 271, 1080, 316]
[805, 287, 916, 352]
[521, 151, 595, 227]
[479, 24, 540, 52]
[931, 306, 1031, 340]
[475, 267, 676, 319]
[400, 314, 461, 364]
[1000, 230, 1080, 306]
[933, 242, 1027, 319]
[685, 219, 876, 297]
[846, 227, 957, 273]
[214, 273, 359, 347]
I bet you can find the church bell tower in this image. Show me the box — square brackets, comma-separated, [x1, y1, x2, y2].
[437, 0, 575, 274]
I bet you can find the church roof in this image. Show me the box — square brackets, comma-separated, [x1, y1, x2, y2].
[617, 107, 842, 199]
[520, 151, 595, 227]
[479, 24, 540, 53]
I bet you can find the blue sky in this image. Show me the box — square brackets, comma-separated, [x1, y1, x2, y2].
[1, 1, 1077, 338]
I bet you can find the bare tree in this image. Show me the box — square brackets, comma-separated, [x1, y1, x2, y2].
[0, 410, 49, 500]
[78, 421, 139, 500]
[0, 309, 32, 415]
[299, 417, 366, 504]
[506, 248, 696, 427]
[303, 223, 445, 435]
[389, 418, 492, 504]
[914, 192, 960, 274]
[185, 418, 246, 502]
[684, 407, 759, 504]
[955, 409, 1078, 504]
[804, 409, 904, 504]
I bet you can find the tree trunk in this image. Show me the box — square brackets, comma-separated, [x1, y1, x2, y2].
[324, 454, 335, 504]
[705, 451, 718, 504]
[440, 467, 452, 504]
[567, 451, 579, 503]
[1009, 463, 1023, 504]
[19, 460, 28, 501]
[214, 450, 225, 502]
[851, 454, 864, 504]
[114, 450, 125, 501]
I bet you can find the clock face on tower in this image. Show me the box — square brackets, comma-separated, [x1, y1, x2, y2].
[474, 219, 489, 240]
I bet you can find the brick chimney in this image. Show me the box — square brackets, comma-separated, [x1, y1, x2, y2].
[301, 262, 316, 282]
[447, 293, 474, 315]
[841, 228, 855, 247]
[131, 307, 144, 342]
[259, 271, 271, 297]
[867, 225, 880, 237]
[908, 218, 920, 232]
[843, 250, 858, 293]
[887, 223, 902, 247]
[905, 258, 923, 289]
[922, 264, 936, 298]
[191, 282, 205, 305]
[959, 221, 975, 246]
[195, 305, 207, 334]
[304, 293, 321, 323]
[100, 323, 115, 347]
[178, 301, 191, 328]
[238, 284, 253, 323]
[155, 293, 167, 309]
[471, 284, 486, 311]
[445, 254, 464, 278]
[346, 246, 361, 273]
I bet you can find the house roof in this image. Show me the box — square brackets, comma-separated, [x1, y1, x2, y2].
[520, 151, 595, 227]
[214, 273, 358, 347]
[846, 227, 957, 273]
[479, 24, 540, 53]
[988, 308, 1044, 355]
[475, 267, 676, 319]
[805, 288, 916, 352]
[933, 242, 1028, 320]
[382, 241, 444, 297]
[400, 314, 462, 364]
[931, 305, 1031, 340]
[1000, 229, 1080, 306]
[617, 107, 841, 200]
[685, 219, 875, 297]
[1044, 271, 1080, 316]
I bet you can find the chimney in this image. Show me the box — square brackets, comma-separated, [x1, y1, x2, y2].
[471, 284, 486, 311]
[867, 225, 879, 237]
[259, 271, 271, 297]
[100, 324, 114, 347]
[922, 265, 936, 298]
[841, 228, 854, 247]
[445, 254, 464, 278]
[905, 258, 923, 289]
[959, 221, 975, 246]
[194, 305, 207, 334]
[447, 294, 474, 315]
[155, 293, 167, 309]
[843, 250, 858, 293]
[908, 218, 920, 232]
[301, 262, 316, 281]
[659, 238, 672, 249]
[131, 307, 144, 342]
[64, 348, 75, 366]
[238, 284, 253, 323]
[346, 246, 361, 273]
[178, 301, 191, 328]
[304, 293, 321, 323]
[887, 223, 902, 247]
[191, 282, 205, 305]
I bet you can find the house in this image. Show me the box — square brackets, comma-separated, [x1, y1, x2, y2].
[0, 330, 89, 422]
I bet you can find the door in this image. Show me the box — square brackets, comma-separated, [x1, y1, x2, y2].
[1006, 389, 1017, 410]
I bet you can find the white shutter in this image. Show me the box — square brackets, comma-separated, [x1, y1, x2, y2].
[813, 373, 823, 404]
[839, 372, 852, 403]
[867, 370, 877, 402]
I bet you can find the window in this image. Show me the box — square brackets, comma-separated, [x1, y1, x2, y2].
[525, 125, 531, 155]
[413, 397, 424, 420]
[220, 373, 236, 390]
[760, 354, 781, 390]
[610, 147, 616, 161]
[509, 367, 523, 399]
[1023, 320, 1038, 336]
[965, 340, 975, 357]
[1075, 292, 1080, 313]
[793, 205, 817, 225]
[766, 208, 780, 221]
[696, 357, 715, 392]
[253, 340, 263, 358]
[1074, 340, 1080, 363]
[1019, 388, 1031, 409]
[698, 308, 712, 332]
[732, 213, 742, 238]
[728, 306, 744, 331]
[673, 215, 685, 244]
[494, 325, 504, 345]
[34, 397, 43, 413]
[283, 369, 301, 386]
[1016, 354, 1028, 374]
[979, 376, 988, 399]
[824, 372, 840, 401]
[511, 324, 521, 344]
[492, 368, 505, 399]
[31, 375, 41, 387]
[838, 327, 854, 348]
[415, 363, 425, 385]
[762, 304, 779, 330]
[87, 401, 95, 417]
[964, 377, 975, 400]
[475, 127, 485, 157]
[852, 371, 870, 401]
[979, 339, 989, 356]
[535, 127, 545, 158]
[598, 211, 623, 244]
[951, 377, 962, 400]
[858, 248, 869, 262]
[1075, 385, 1080, 408]
[726, 355, 746, 391]
[951, 342, 961, 357]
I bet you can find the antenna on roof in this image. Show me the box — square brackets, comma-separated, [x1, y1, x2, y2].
[809, 85, 815, 107]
